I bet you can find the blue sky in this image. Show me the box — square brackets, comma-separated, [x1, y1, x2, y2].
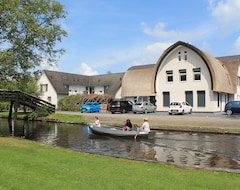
[46, 0, 240, 75]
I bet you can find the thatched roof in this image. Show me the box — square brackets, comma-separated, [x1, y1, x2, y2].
[43, 70, 124, 95]
[152, 41, 240, 94]
[216, 55, 240, 93]
[121, 64, 156, 97]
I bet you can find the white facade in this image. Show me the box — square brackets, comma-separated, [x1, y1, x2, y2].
[37, 72, 58, 107]
[155, 46, 229, 112]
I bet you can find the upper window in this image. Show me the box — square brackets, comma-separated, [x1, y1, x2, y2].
[184, 51, 188, 60]
[178, 52, 181, 61]
[166, 70, 173, 82]
[40, 84, 48, 92]
[193, 68, 201, 81]
[179, 69, 187, 81]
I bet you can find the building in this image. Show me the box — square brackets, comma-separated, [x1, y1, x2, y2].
[121, 41, 240, 112]
[38, 41, 240, 112]
[37, 70, 124, 108]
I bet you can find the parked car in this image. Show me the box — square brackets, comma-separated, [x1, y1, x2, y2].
[80, 102, 101, 113]
[132, 102, 156, 114]
[109, 100, 133, 114]
[224, 101, 240, 115]
[168, 101, 192, 115]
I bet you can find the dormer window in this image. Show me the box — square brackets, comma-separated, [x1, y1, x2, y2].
[193, 68, 201, 80]
[166, 70, 173, 82]
[179, 69, 187, 81]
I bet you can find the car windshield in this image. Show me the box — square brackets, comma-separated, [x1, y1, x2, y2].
[170, 102, 180, 106]
[134, 102, 142, 105]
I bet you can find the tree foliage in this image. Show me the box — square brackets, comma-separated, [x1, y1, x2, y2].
[0, 0, 67, 90]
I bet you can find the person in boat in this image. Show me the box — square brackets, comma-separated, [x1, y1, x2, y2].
[94, 116, 101, 127]
[134, 118, 150, 139]
[122, 119, 132, 131]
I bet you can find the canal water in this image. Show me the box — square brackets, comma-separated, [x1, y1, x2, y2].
[1, 118, 240, 172]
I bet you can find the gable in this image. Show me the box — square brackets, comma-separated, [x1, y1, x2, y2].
[152, 41, 236, 94]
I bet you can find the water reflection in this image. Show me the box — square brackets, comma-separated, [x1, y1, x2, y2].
[0, 118, 240, 172]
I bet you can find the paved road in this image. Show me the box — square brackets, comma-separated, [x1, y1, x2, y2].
[57, 111, 240, 132]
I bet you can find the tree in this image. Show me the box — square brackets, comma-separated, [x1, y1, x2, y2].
[0, 0, 67, 90]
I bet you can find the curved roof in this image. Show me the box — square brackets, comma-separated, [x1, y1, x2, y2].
[121, 64, 156, 97]
[152, 41, 235, 94]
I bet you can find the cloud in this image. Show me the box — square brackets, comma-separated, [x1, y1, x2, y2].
[141, 22, 204, 41]
[78, 62, 99, 75]
[233, 36, 240, 52]
[208, 0, 240, 35]
[39, 58, 58, 71]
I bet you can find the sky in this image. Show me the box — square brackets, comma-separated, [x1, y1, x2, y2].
[45, 0, 240, 75]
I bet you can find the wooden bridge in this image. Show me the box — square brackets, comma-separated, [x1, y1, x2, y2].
[0, 89, 55, 120]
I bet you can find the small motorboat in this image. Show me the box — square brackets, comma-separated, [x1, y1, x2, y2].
[88, 124, 155, 139]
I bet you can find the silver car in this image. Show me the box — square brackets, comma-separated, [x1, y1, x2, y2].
[132, 102, 156, 114]
[168, 101, 192, 115]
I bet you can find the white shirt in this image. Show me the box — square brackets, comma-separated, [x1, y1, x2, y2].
[95, 119, 101, 127]
[141, 121, 150, 133]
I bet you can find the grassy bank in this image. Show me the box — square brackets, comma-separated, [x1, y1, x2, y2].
[0, 137, 239, 190]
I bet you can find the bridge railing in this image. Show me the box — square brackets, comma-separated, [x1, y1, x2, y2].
[0, 89, 55, 113]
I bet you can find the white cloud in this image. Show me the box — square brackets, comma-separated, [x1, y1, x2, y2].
[233, 36, 240, 52]
[208, 0, 240, 35]
[39, 58, 58, 71]
[141, 22, 204, 41]
[78, 62, 98, 75]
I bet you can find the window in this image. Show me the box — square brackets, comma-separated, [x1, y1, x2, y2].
[166, 70, 173, 82]
[40, 84, 48, 92]
[47, 96, 51, 102]
[178, 52, 181, 61]
[64, 84, 69, 90]
[193, 68, 201, 80]
[179, 69, 187, 81]
[184, 51, 188, 60]
[197, 91, 205, 107]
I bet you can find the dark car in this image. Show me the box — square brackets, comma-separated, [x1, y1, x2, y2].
[224, 101, 240, 115]
[109, 100, 133, 114]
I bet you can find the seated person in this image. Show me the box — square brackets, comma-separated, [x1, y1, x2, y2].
[122, 119, 132, 131]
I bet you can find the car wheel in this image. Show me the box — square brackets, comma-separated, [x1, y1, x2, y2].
[226, 109, 233, 115]
[133, 112, 136, 114]
[189, 109, 192, 114]
[111, 112, 115, 114]
[122, 108, 126, 113]
[144, 109, 147, 114]
[181, 110, 185, 115]
[169, 112, 172, 115]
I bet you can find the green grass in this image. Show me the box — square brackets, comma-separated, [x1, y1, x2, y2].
[46, 113, 86, 123]
[0, 137, 239, 190]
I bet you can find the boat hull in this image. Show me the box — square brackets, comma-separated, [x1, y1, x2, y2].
[88, 124, 155, 139]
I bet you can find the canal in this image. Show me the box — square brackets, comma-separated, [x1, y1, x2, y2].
[0, 118, 239, 173]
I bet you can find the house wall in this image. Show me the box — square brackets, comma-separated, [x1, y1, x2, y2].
[68, 85, 86, 95]
[37, 72, 58, 108]
[235, 66, 240, 100]
[155, 46, 222, 112]
[94, 86, 105, 94]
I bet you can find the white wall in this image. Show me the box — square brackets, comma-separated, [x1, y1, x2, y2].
[155, 46, 221, 112]
[37, 72, 58, 108]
